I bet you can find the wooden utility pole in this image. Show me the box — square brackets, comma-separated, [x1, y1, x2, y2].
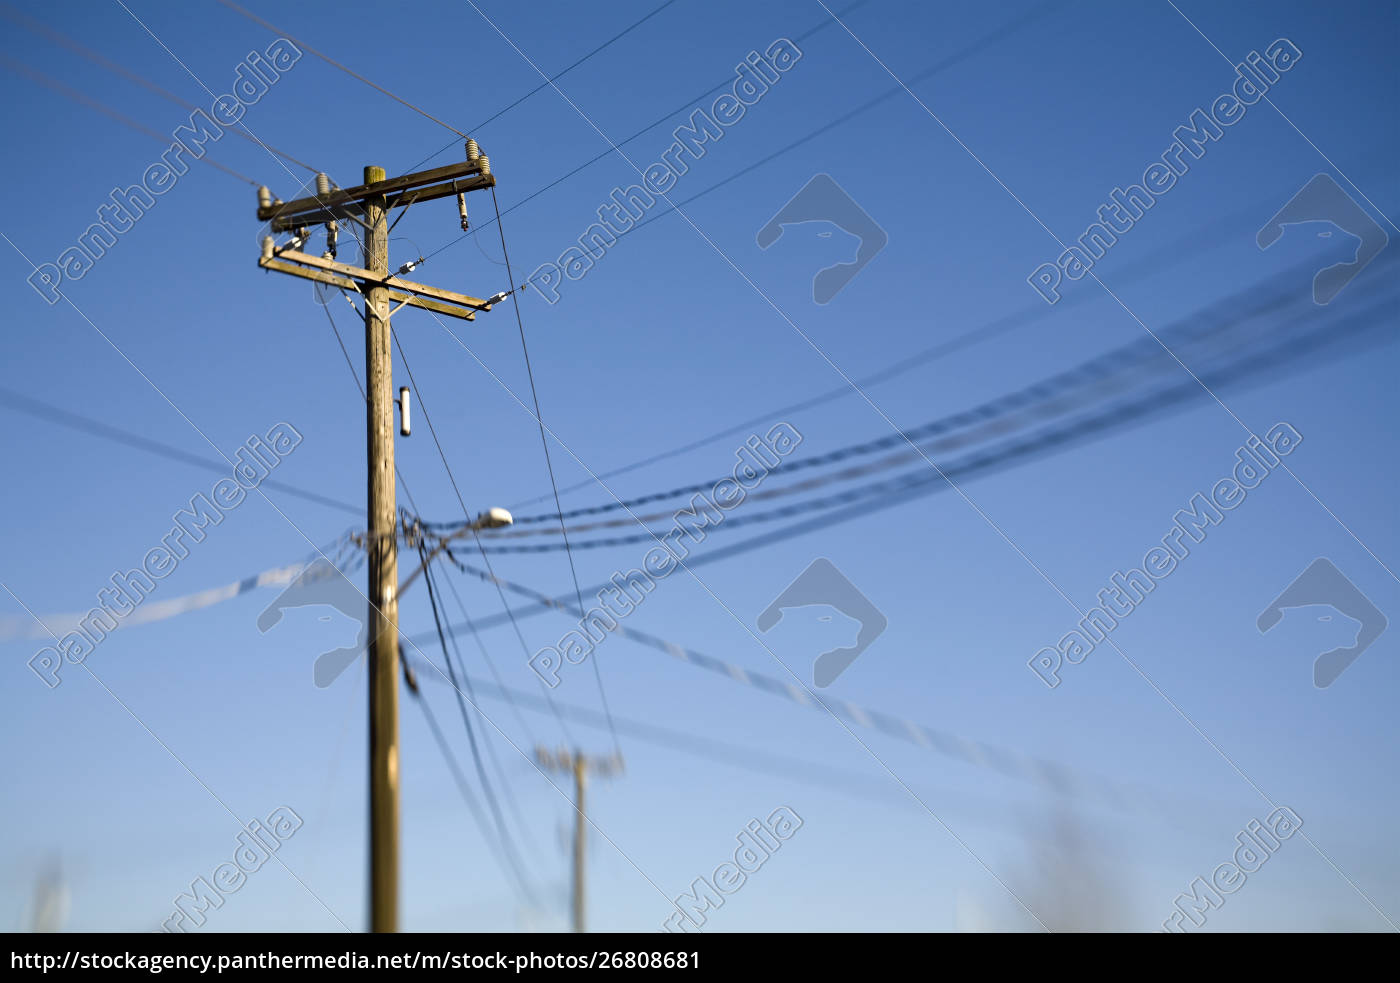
[361, 165, 398, 934]
[254, 146, 499, 932]
[535, 747, 623, 933]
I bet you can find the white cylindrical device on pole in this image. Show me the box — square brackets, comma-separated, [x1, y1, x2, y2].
[398, 387, 411, 436]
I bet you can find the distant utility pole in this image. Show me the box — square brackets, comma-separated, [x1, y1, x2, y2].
[535, 747, 624, 933]
[255, 144, 501, 933]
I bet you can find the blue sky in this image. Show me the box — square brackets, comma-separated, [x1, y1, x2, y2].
[0, 0, 1396, 933]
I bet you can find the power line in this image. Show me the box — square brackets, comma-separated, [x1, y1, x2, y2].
[507, 178, 1331, 508]
[0, 55, 259, 186]
[0, 3, 321, 174]
[427, 549, 550, 867]
[215, 0, 470, 139]
[428, 251, 1359, 538]
[322, 296, 427, 516]
[404, 0, 684, 175]
[322, 300, 366, 400]
[420, 551, 541, 862]
[489, 186, 622, 756]
[388, 325, 578, 747]
[437, 545, 542, 754]
[418, 541, 541, 907]
[418, 0, 1055, 271]
[406, 676, 539, 908]
[0, 386, 361, 516]
[408, 656, 1219, 827]
[464, 290, 1397, 555]
[436, 551, 1160, 812]
[411, 267, 1396, 635]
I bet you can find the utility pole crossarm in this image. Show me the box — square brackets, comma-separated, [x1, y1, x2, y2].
[257, 246, 487, 321]
[257, 158, 494, 231]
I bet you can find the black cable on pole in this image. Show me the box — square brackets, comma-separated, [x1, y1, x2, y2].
[425, 550, 547, 866]
[408, 677, 538, 908]
[489, 185, 621, 756]
[322, 301, 366, 401]
[437, 544, 542, 751]
[324, 297, 424, 516]
[388, 327, 578, 747]
[419, 542, 540, 907]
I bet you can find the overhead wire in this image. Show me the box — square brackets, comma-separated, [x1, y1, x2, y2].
[0, 386, 361, 516]
[0, 55, 260, 186]
[215, 0, 470, 139]
[321, 291, 427, 517]
[437, 545, 543, 756]
[388, 325, 578, 748]
[416, 0, 1056, 271]
[405, 657, 1206, 827]
[457, 291, 1398, 555]
[417, 541, 541, 906]
[0, 3, 321, 174]
[408, 260, 1398, 634]
[506, 178, 1340, 508]
[409, 672, 536, 904]
[319, 251, 548, 903]
[426, 548, 548, 863]
[435, 551, 1159, 813]
[403, 0, 685, 174]
[426, 251, 1365, 539]
[489, 185, 622, 755]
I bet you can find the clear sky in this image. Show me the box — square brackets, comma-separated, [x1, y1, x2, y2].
[0, 0, 1396, 933]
